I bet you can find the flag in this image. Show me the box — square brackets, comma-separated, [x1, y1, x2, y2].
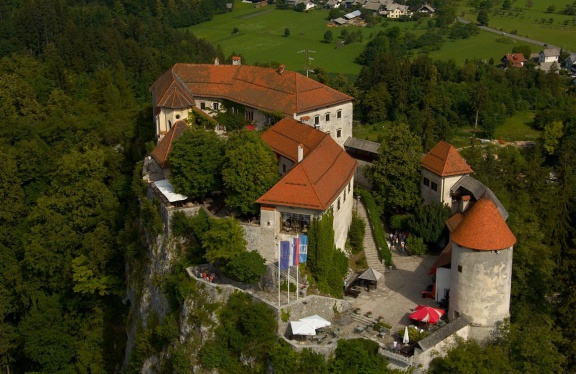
[280, 241, 291, 270]
[292, 236, 300, 266]
[299, 234, 308, 263]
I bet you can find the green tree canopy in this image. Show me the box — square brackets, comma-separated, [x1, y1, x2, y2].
[222, 130, 278, 217]
[202, 217, 247, 265]
[368, 123, 423, 214]
[169, 128, 224, 201]
[223, 250, 266, 284]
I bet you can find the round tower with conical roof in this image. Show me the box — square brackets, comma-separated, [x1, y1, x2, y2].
[448, 195, 516, 340]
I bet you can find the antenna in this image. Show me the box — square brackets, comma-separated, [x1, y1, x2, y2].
[297, 49, 316, 77]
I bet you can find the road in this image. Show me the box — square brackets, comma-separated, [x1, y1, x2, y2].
[457, 17, 556, 49]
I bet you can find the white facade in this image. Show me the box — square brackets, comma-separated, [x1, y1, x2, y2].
[156, 108, 189, 136]
[435, 267, 450, 303]
[539, 49, 560, 64]
[448, 243, 513, 327]
[296, 102, 353, 148]
[421, 169, 463, 207]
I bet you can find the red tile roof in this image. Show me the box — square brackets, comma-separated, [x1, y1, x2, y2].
[503, 53, 526, 68]
[257, 118, 357, 210]
[451, 196, 516, 251]
[260, 117, 326, 162]
[151, 64, 353, 115]
[445, 212, 463, 233]
[150, 121, 188, 168]
[421, 141, 473, 177]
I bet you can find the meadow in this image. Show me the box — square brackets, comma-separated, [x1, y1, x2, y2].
[460, 0, 576, 51]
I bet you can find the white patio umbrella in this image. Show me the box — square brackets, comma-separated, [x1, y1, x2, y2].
[403, 326, 410, 344]
[299, 315, 331, 330]
[290, 321, 317, 336]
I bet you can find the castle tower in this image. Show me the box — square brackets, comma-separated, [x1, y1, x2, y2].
[448, 195, 516, 341]
[421, 141, 473, 208]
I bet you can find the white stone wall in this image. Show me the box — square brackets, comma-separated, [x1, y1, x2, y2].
[156, 108, 190, 136]
[332, 178, 354, 250]
[435, 267, 450, 303]
[448, 244, 513, 327]
[421, 170, 465, 207]
[295, 102, 353, 148]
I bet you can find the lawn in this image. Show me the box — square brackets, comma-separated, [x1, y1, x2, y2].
[493, 111, 540, 141]
[429, 30, 541, 64]
[459, 1, 576, 51]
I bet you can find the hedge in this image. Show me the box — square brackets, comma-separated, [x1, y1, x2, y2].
[356, 189, 392, 266]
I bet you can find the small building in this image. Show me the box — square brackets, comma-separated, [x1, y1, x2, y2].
[539, 48, 560, 64]
[565, 53, 576, 72]
[344, 10, 362, 19]
[383, 3, 409, 18]
[501, 53, 526, 68]
[416, 3, 435, 13]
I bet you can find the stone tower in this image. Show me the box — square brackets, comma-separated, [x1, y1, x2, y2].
[448, 195, 516, 341]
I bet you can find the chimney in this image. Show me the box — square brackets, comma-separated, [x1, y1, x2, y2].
[459, 195, 471, 213]
[278, 64, 285, 75]
[214, 57, 220, 65]
[297, 143, 304, 163]
[232, 56, 241, 65]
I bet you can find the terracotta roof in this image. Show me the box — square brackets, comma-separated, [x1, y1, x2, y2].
[451, 195, 516, 251]
[151, 64, 353, 115]
[257, 119, 357, 210]
[421, 141, 473, 177]
[260, 117, 326, 162]
[150, 121, 188, 168]
[445, 212, 463, 233]
[503, 53, 526, 68]
[192, 106, 217, 124]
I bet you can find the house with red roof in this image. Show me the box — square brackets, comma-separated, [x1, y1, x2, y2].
[421, 141, 474, 207]
[257, 118, 358, 253]
[150, 60, 354, 148]
[501, 53, 526, 68]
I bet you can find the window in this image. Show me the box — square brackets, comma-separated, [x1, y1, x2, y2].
[175, 114, 181, 119]
[282, 164, 286, 173]
[325, 113, 330, 122]
[246, 108, 254, 121]
[200, 102, 206, 110]
[314, 115, 320, 125]
[423, 177, 430, 187]
[337, 197, 341, 211]
[344, 189, 346, 202]
[337, 129, 342, 138]
[337, 110, 342, 119]
[231, 107, 239, 114]
[431, 181, 438, 192]
[348, 182, 351, 192]
[168, 120, 172, 129]
[213, 102, 220, 110]
[458, 265, 462, 273]
[453, 311, 460, 319]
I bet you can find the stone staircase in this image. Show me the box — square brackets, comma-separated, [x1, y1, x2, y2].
[356, 201, 387, 274]
[351, 312, 377, 330]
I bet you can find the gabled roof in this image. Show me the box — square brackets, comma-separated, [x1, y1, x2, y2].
[503, 53, 526, 67]
[451, 175, 508, 220]
[151, 64, 353, 116]
[344, 137, 380, 155]
[150, 121, 188, 168]
[541, 48, 560, 57]
[261, 117, 325, 162]
[451, 195, 516, 251]
[257, 119, 357, 210]
[421, 141, 473, 177]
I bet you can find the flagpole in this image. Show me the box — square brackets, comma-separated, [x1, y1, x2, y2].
[297, 262, 299, 301]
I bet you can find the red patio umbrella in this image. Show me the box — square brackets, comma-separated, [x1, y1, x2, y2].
[409, 305, 445, 324]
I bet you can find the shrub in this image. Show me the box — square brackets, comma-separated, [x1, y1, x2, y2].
[348, 211, 366, 254]
[390, 214, 412, 231]
[223, 250, 266, 284]
[356, 189, 392, 266]
[397, 327, 430, 342]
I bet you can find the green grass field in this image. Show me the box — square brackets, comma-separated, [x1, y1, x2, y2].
[460, 1, 576, 51]
[493, 111, 540, 141]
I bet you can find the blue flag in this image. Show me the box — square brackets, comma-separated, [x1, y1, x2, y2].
[280, 241, 291, 270]
[299, 234, 308, 263]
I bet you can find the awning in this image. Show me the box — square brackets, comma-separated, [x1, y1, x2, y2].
[358, 268, 383, 282]
[290, 321, 316, 336]
[153, 179, 188, 203]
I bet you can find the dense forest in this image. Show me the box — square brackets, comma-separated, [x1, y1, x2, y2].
[0, 0, 575, 372]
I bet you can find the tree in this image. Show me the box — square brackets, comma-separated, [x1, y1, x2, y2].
[410, 202, 451, 246]
[202, 217, 247, 265]
[323, 30, 333, 43]
[221, 130, 278, 216]
[512, 45, 531, 59]
[169, 128, 224, 201]
[329, 339, 391, 374]
[284, 27, 290, 37]
[477, 9, 489, 26]
[223, 250, 266, 283]
[368, 123, 423, 214]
